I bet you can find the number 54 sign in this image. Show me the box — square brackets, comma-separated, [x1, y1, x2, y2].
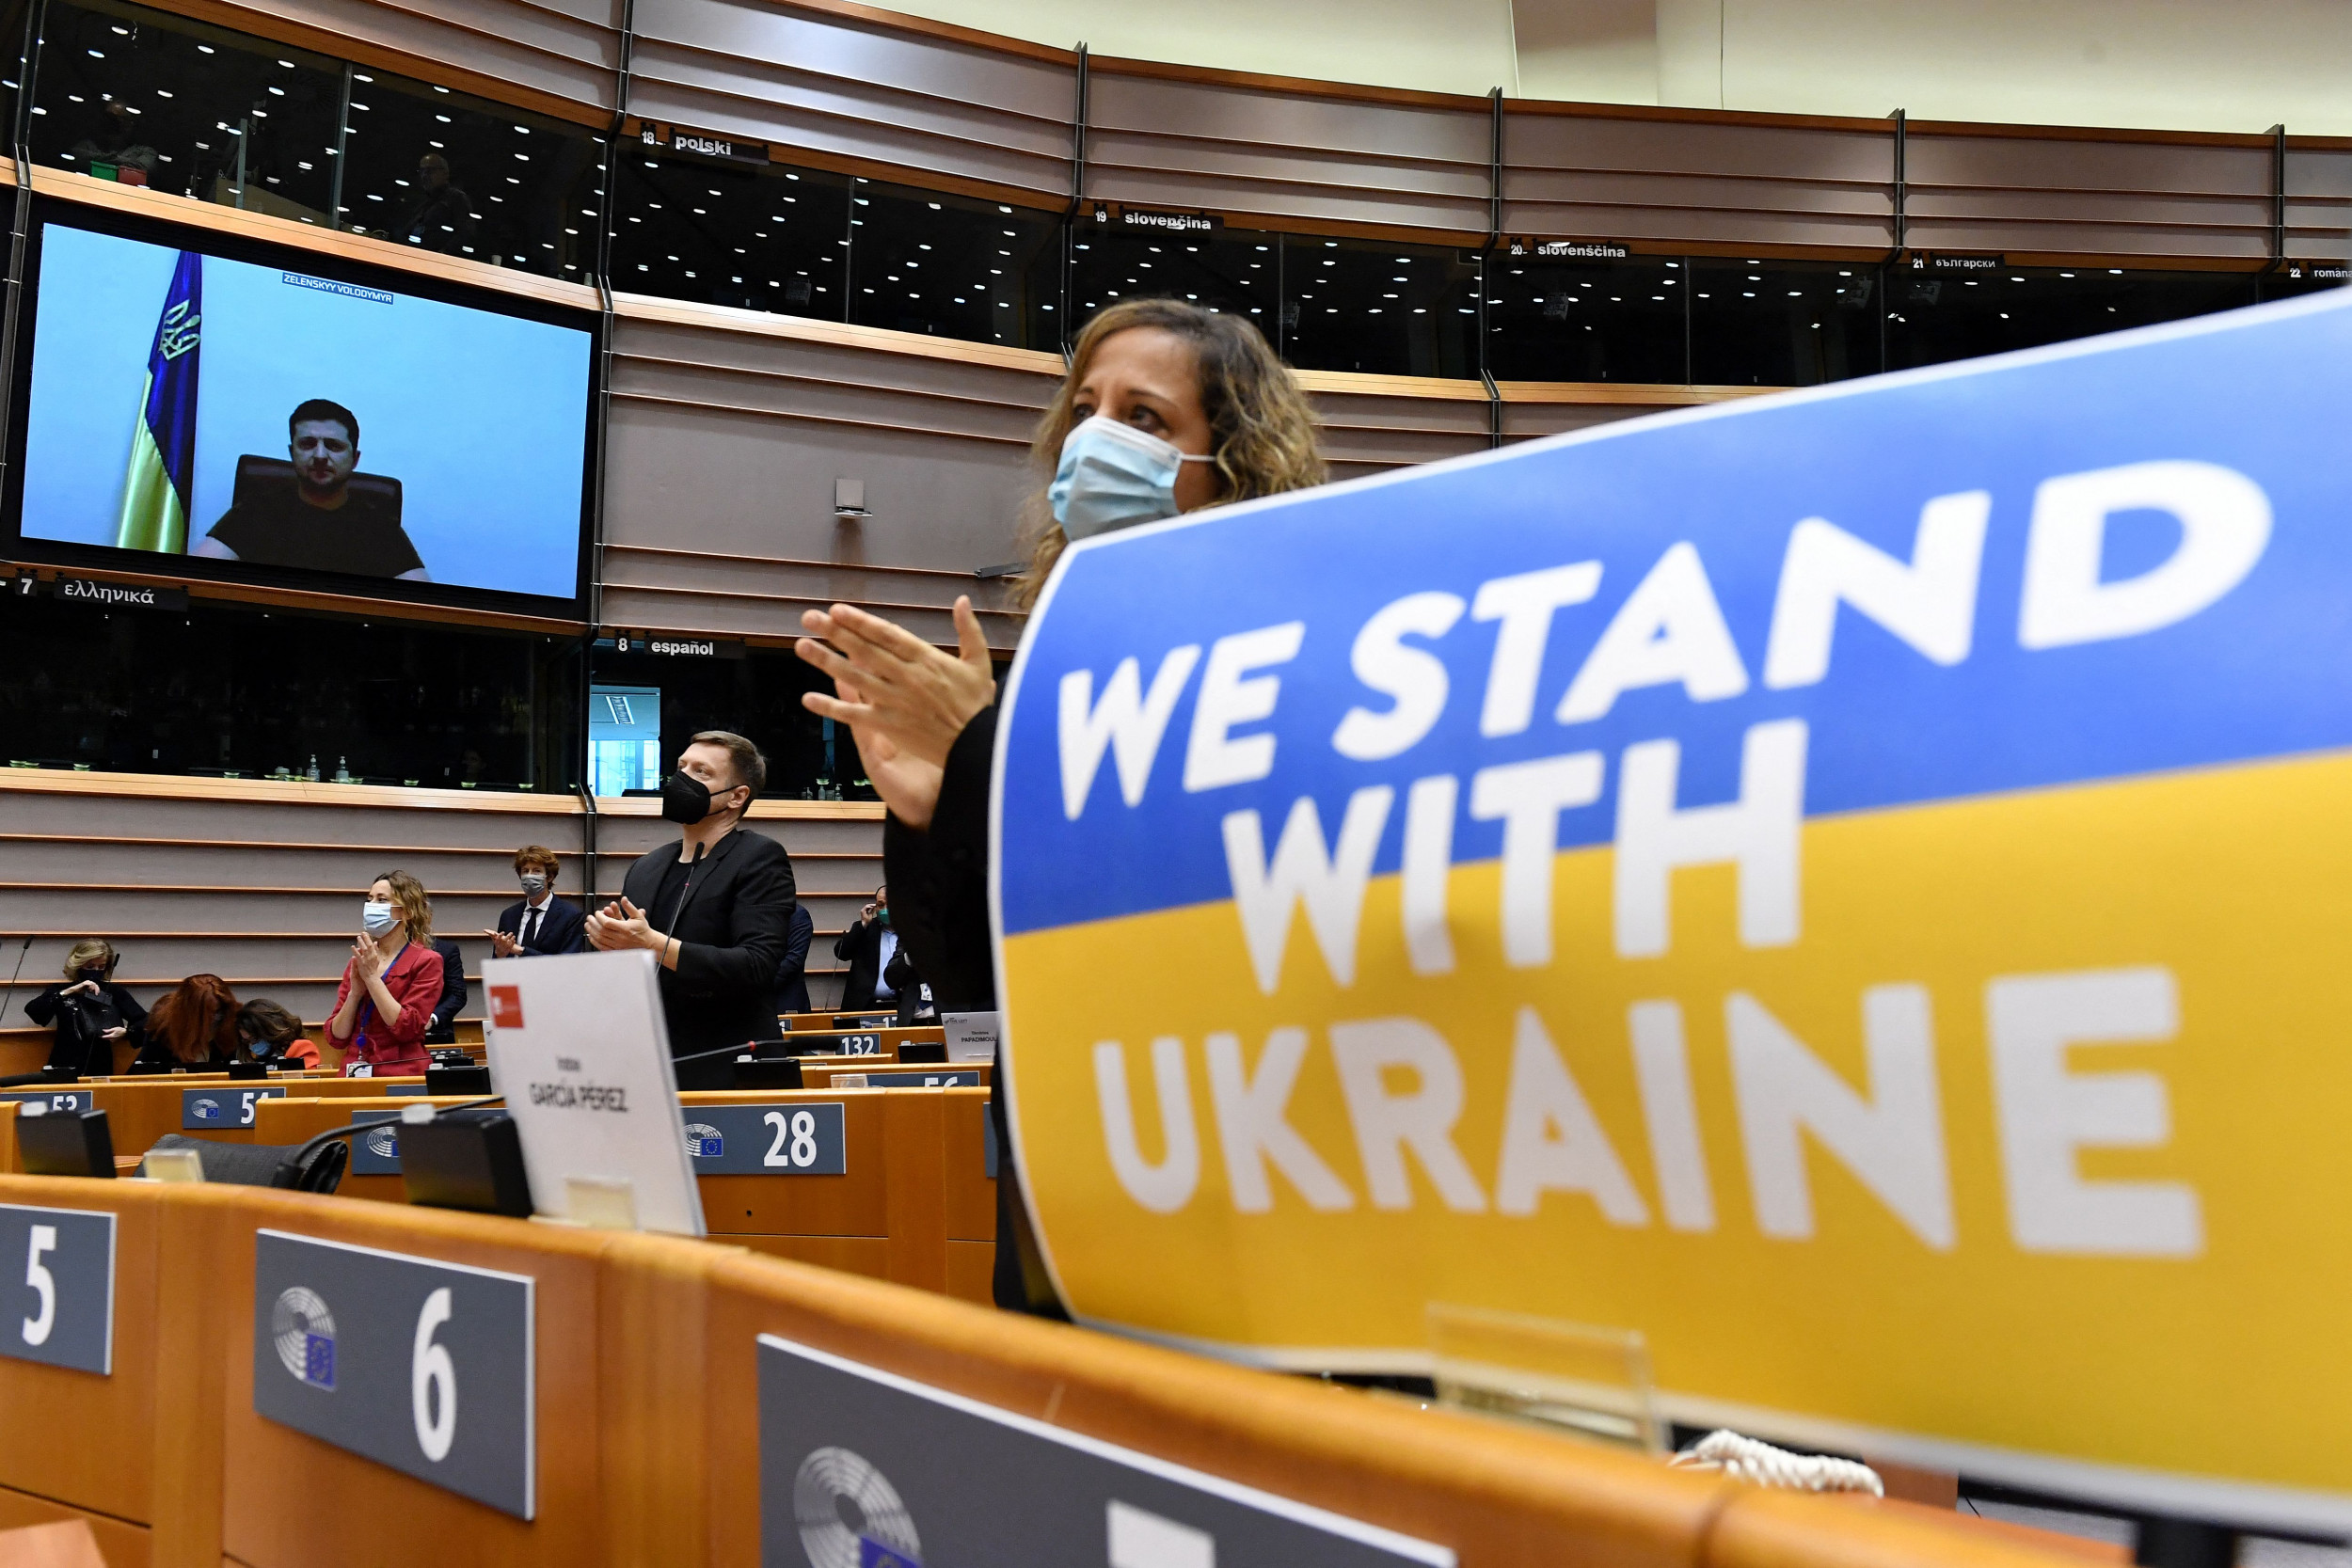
[252, 1230, 536, 1518]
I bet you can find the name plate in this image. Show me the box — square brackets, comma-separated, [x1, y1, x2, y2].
[858, 1069, 981, 1089]
[252, 1230, 534, 1518]
[0, 1204, 115, 1375]
[182, 1085, 285, 1129]
[758, 1335, 1451, 1567]
[680, 1103, 846, 1176]
[0, 1089, 91, 1114]
[349, 1112, 403, 1175]
[832, 1032, 882, 1054]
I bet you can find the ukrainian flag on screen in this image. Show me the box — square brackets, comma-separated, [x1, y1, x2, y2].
[114, 249, 201, 554]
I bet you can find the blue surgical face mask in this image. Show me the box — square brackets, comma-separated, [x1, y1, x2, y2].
[1048, 416, 1214, 542]
[361, 900, 398, 937]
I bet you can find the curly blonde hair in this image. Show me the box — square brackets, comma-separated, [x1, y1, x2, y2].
[1014, 299, 1326, 609]
[370, 870, 435, 947]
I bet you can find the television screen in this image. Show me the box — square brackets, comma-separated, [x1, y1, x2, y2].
[9, 207, 595, 605]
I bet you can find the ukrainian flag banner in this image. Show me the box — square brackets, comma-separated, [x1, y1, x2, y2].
[992, 290, 2352, 1528]
[114, 249, 202, 553]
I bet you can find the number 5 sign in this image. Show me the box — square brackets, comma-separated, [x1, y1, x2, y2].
[0, 1203, 114, 1375]
[251, 1230, 535, 1517]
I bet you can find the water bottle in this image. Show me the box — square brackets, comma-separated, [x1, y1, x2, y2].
[306, 753, 320, 782]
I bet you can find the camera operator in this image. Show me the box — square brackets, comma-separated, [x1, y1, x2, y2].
[23, 939, 145, 1073]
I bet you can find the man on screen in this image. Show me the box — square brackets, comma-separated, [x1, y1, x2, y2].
[194, 399, 429, 580]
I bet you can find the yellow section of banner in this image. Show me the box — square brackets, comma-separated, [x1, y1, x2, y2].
[1000, 746, 2352, 1497]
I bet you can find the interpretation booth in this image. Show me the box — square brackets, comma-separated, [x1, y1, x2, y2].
[1, 0, 2348, 1560]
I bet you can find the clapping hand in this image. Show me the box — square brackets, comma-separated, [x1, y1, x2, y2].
[350, 937, 385, 984]
[484, 927, 523, 958]
[795, 597, 990, 830]
[585, 896, 659, 954]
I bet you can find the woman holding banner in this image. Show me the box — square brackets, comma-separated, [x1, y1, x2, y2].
[794, 298, 1327, 1313]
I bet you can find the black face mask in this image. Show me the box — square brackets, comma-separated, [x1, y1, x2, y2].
[77, 967, 107, 984]
[660, 771, 739, 825]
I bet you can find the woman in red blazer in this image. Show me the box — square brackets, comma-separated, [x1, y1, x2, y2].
[327, 870, 445, 1077]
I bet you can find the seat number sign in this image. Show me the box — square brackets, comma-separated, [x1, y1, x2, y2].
[680, 1103, 847, 1175]
[0, 1203, 114, 1375]
[252, 1230, 534, 1517]
[182, 1085, 286, 1129]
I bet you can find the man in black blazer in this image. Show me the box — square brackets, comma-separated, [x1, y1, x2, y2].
[587, 731, 795, 1087]
[769, 903, 814, 1018]
[833, 885, 895, 1011]
[485, 845, 586, 958]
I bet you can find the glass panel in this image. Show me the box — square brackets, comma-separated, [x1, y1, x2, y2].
[1485, 254, 1687, 383]
[0, 0, 32, 140]
[1690, 257, 1882, 387]
[33, 0, 342, 218]
[586, 642, 872, 801]
[847, 176, 1059, 349]
[1281, 234, 1480, 376]
[2259, 263, 2345, 303]
[0, 592, 580, 787]
[335, 71, 603, 278]
[610, 150, 851, 317]
[1885, 264, 2258, 372]
[1067, 222, 1279, 339]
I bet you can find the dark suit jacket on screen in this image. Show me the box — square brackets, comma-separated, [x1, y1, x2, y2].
[496, 895, 585, 956]
[618, 829, 796, 1080]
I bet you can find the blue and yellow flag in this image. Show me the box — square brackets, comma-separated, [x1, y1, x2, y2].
[114, 249, 201, 553]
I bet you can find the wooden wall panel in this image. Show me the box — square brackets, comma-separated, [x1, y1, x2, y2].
[194, 0, 623, 116]
[1497, 383, 1775, 445]
[2284, 140, 2352, 261]
[1502, 107, 1894, 255]
[0, 773, 880, 1033]
[1904, 127, 2275, 262]
[600, 298, 1057, 650]
[626, 0, 1076, 201]
[1300, 371, 1492, 483]
[1086, 64, 1490, 240]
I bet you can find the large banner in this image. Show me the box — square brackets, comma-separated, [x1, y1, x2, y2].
[991, 289, 2352, 1528]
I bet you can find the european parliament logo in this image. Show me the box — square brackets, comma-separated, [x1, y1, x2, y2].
[683, 1122, 724, 1159]
[189, 1097, 222, 1122]
[271, 1287, 337, 1391]
[363, 1126, 400, 1161]
[795, 1447, 922, 1568]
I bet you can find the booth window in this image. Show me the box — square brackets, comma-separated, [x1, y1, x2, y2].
[589, 641, 874, 801]
[610, 151, 852, 314]
[1689, 257, 1883, 387]
[0, 593, 580, 788]
[1485, 254, 1688, 384]
[1280, 235, 1481, 378]
[847, 176, 1059, 347]
[1885, 264, 2260, 372]
[1069, 222, 1279, 338]
[29, 0, 602, 279]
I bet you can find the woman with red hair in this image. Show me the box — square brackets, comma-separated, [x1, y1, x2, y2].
[132, 974, 240, 1070]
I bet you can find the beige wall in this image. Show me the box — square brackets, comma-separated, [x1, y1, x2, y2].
[883, 0, 2352, 135]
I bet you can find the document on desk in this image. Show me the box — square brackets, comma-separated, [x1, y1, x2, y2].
[992, 286, 2352, 1529]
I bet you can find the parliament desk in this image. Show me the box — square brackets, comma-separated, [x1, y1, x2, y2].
[0, 1172, 2092, 1568]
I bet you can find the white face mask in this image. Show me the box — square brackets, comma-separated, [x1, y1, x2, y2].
[1048, 416, 1214, 542]
[518, 874, 548, 897]
[361, 900, 398, 937]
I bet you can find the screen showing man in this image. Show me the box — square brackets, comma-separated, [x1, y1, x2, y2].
[192, 399, 426, 579]
[13, 217, 592, 602]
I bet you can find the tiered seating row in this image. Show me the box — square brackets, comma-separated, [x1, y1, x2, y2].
[0, 1173, 2080, 1568]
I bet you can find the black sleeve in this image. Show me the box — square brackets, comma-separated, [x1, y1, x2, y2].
[23, 985, 61, 1028]
[883, 945, 918, 990]
[109, 986, 148, 1029]
[776, 908, 812, 982]
[674, 837, 795, 1000]
[833, 919, 866, 961]
[882, 705, 997, 1012]
[434, 942, 468, 1022]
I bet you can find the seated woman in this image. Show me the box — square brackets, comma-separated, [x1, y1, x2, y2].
[236, 999, 321, 1070]
[24, 939, 146, 1073]
[132, 974, 241, 1071]
[326, 872, 443, 1078]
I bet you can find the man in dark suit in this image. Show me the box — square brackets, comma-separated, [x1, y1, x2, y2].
[833, 885, 894, 1011]
[770, 903, 814, 1019]
[587, 731, 795, 1088]
[485, 845, 586, 958]
[425, 935, 469, 1046]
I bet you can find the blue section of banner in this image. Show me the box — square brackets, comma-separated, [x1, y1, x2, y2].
[995, 290, 2352, 937]
[146, 249, 201, 518]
